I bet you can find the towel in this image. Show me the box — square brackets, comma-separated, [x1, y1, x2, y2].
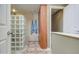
[31, 20, 38, 34]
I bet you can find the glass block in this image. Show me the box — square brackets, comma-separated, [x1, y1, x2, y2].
[22, 29, 24, 32]
[11, 38, 15, 42]
[16, 43, 20, 46]
[19, 34, 22, 37]
[16, 34, 19, 37]
[11, 47, 15, 51]
[21, 38, 22, 41]
[19, 20, 22, 24]
[16, 20, 19, 24]
[16, 47, 20, 50]
[22, 23, 24, 25]
[11, 20, 15, 24]
[19, 25, 24, 29]
[19, 16, 23, 20]
[22, 16, 24, 20]
[11, 51, 15, 54]
[11, 43, 15, 46]
[16, 38, 20, 42]
[19, 20, 24, 24]
[22, 32, 25, 35]
[11, 15, 25, 53]
[11, 33, 15, 37]
[16, 25, 19, 28]
[16, 16, 19, 19]
[19, 25, 22, 28]
[19, 29, 22, 33]
[16, 29, 19, 33]
[11, 25, 15, 28]
[21, 43, 22, 46]
[12, 16, 15, 19]
[11, 29, 15, 33]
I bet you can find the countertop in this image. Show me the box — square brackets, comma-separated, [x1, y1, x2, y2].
[51, 32, 79, 39]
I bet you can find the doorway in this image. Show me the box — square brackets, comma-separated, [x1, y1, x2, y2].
[51, 9, 63, 32]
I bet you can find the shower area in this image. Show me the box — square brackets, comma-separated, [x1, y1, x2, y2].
[9, 4, 49, 54]
[10, 4, 39, 53]
[10, 15, 25, 53]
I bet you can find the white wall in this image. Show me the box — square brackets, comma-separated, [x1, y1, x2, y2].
[51, 33, 79, 54]
[24, 13, 33, 35]
[47, 5, 51, 48]
[52, 10, 63, 32]
[63, 4, 79, 34]
[24, 12, 38, 46]
[23, 13, 33, 47]
[24, 12, 38, 35]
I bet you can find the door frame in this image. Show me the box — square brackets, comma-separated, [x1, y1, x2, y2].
[7, 4, 11, 54]
[48, 5, 64, 49]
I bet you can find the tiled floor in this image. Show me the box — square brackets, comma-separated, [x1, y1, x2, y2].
[16, 34, 51, 54]
[19, 41, 51, 54]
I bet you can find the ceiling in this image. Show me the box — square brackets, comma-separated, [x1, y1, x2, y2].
[51, 9, 59, 15]
[51, 4, 67, 15]
[11, 4, 67, 15]
[11, 4, 40, 14]
[49, 4, 67, 6]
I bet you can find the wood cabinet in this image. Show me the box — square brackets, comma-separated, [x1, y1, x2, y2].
[39, 5, 47, 49]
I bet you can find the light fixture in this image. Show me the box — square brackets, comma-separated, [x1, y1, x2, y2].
[12, 9, 16, 15]
[12, 9, 16, 13]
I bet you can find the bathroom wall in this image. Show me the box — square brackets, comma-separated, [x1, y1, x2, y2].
[24, 13, 33, 36]
[24, 12, 38, 46]
[51, 33, 79, 54]
[24, 12, 38, 35]
[47, 5, 51, 48]
[63, 4, 79, 34]
[51, 10, 63, 32]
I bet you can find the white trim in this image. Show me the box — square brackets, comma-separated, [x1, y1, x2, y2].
[51, 32, 79, 39]
[7, 4, 11, 54]
[49, 6, 65, 9]
[49, 7, 51, 49]
[48, 5, 65, 50]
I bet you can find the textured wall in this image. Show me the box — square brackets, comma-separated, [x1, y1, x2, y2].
[24, 12, 38, 47]
[51, 10, 63, 32]
[51, 33, 79, 54]
[63, 4, 79, 34]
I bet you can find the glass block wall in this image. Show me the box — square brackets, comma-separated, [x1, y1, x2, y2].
[11, 15, 25, 53]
